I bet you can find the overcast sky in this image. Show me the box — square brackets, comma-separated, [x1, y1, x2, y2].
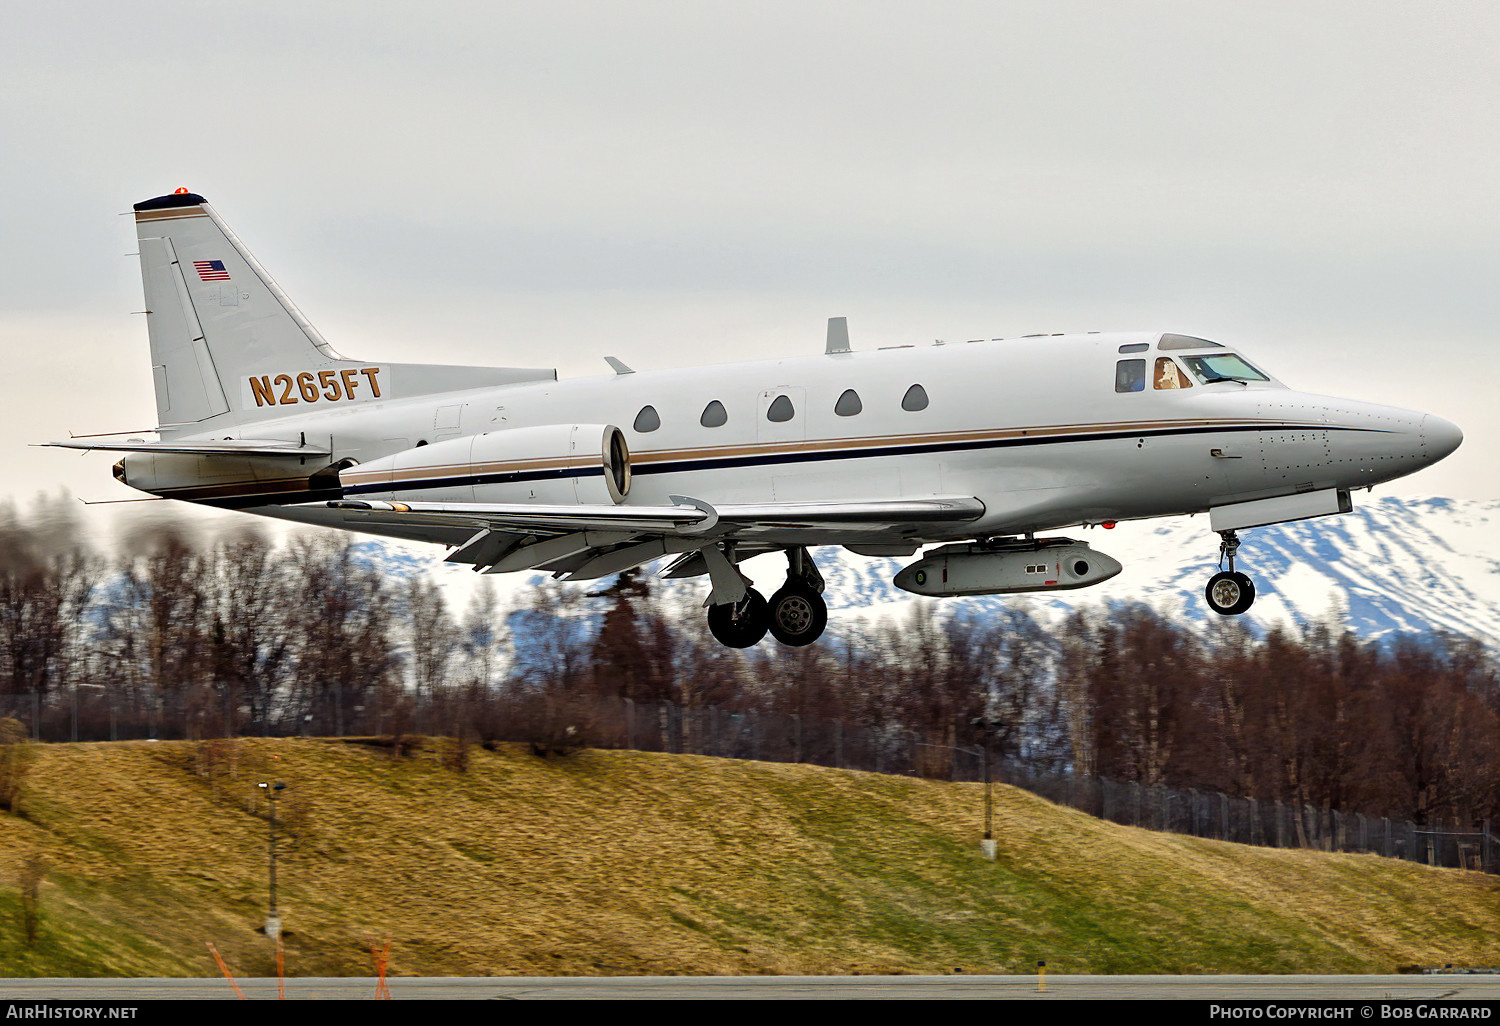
[3, 0, 1497, 530]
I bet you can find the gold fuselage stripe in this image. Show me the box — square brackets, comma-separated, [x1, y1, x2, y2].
[339, 416, 1321, 489]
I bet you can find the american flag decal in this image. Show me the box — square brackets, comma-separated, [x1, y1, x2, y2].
[194, 259, 230, 281]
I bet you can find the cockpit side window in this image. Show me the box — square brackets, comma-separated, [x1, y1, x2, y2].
[1153, 357, 1192, 390]
[1115, 359, 1146, 393]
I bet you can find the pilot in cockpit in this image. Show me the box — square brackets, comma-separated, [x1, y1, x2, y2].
[1155, 357, 1191, 390]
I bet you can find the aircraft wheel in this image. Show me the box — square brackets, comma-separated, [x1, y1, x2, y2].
[768, 584, 828, 647]
[707, 589, 769, 648]
[1205, 571, 1256, 616]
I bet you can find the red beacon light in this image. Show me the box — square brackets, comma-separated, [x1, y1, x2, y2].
[1102, 520, 1116, 529]
[173, 187, 190, 195]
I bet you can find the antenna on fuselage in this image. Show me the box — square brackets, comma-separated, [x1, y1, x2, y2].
[825, 316, 851, 355]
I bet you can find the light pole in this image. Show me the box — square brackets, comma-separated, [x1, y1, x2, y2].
[257, 781, 286, 938]
[910, 732, 995, 858]
[970, 718, 1004, 852]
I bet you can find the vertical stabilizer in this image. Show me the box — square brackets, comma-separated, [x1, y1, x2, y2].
[134, 192, 338, 433]
[132, 191, 556, 437]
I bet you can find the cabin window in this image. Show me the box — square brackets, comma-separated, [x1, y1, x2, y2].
[699, 400, 728, 428]
[901, 384, 929, 412]
[1115, 360, 1146, 393]
[633, 405, 661, 432]
[1153, 357, 1193, 390]
[766, 394, 796, 423]
[834, 389, 863, 417]
[1118, 343, 1149, 353]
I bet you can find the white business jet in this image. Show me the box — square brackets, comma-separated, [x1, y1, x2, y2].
[50, 191, 1463, 648]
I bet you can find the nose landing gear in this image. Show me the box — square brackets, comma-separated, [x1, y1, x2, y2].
[1204, 529, 1256, 616]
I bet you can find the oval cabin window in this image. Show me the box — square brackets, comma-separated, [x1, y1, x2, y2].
[901, 384, 929, 412]
[834, 389, 863, 417]
[633, 405, 661, 432]
[700, 400, 728, 427]
[766, 394, 796, 423]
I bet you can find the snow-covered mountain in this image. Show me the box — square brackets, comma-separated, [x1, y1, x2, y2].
[354, 495, 1500, 649]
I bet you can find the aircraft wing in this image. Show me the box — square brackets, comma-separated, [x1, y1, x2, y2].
[297, 494, 985, 579]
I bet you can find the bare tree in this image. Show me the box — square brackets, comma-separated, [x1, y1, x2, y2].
[282, 535, 396, 735]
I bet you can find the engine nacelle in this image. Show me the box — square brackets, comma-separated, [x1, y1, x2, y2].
[894, 540, 1122, 597]
[114, 452, 340, 502]
[340, 423, 631, 505]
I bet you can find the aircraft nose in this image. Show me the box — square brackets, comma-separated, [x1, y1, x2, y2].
[1421, 414, 1463, 463]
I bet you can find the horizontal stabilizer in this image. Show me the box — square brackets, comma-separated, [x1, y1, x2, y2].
[42, 438, 331, 457]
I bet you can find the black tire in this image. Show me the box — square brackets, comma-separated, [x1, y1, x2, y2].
[767, 584, 828, 647]
[706, 588, 769, 648]
[1205, 571, 1256, 616]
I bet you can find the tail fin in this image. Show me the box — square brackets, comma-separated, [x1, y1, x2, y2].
[133, 191, 555, 437]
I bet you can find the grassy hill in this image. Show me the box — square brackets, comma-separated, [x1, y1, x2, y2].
[0, 737, 1495, 978]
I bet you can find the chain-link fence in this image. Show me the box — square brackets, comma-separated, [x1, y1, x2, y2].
[999, 760, 1497, 872]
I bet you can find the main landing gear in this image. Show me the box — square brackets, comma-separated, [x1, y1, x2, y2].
[705, 547, 828, 649]
[767, 548, 828, 647]
[706, 589, 769, 648]
[1204, 529, 1256, 616]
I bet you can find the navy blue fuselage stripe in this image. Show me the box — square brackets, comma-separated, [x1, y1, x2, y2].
[340, 423, 1393, 498]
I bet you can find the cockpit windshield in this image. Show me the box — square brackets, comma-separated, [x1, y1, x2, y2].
[1180, 353, 1269, 385]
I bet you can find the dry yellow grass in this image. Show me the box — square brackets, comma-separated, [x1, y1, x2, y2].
[0, 737, 1495, 977]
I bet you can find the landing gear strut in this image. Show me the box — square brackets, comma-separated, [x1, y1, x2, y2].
[1204, 529, 1256, 616]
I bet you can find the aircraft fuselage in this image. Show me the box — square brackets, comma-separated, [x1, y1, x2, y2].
[121, 331, 1456, 548]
